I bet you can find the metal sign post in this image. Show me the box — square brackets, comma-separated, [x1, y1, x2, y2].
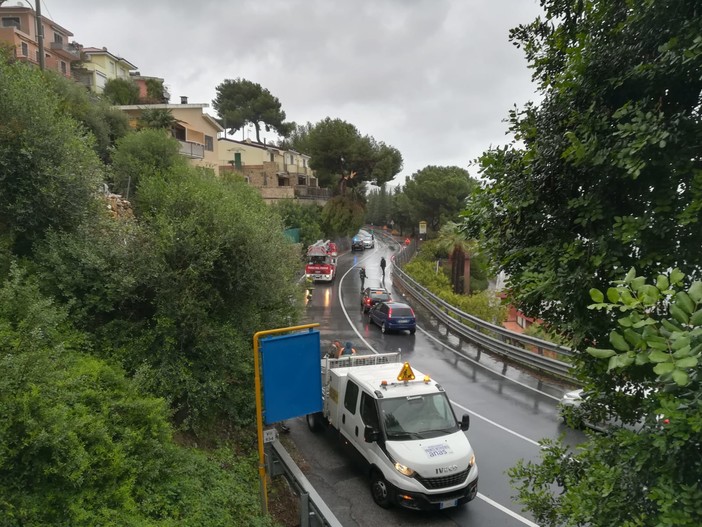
[418, 220, 427, 245]
[252, 323, 320, 515]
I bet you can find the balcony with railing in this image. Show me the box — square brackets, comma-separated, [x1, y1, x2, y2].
[178, 140, 205, 159]
[294, 186, 332, 200]
[49, 41, 81, 60]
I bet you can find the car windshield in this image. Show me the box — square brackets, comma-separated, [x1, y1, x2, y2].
[379, 393, 458, 440]
[390, 306, 413, 317]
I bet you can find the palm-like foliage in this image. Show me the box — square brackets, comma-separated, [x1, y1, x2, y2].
[137, 108, 178, 130]
[436, 222, 477, 294]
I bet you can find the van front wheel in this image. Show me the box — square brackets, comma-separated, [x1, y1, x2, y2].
[306, 412, 324, 433]
[370, 470, 393, 508]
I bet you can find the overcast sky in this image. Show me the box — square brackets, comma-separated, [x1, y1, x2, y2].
[44, 0, 544, 186]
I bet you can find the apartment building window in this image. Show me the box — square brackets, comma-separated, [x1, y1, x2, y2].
[20, 42, 28, 57]
[2, 17, 20, 29]
[96, 71, 107, 91]
[173, 127, 186, 141]
[204, 135, 214, 152]
[54, 33, 64, 44]
[60, 61, 67, 74]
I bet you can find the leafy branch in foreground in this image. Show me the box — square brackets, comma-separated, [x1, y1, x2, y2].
[510, 269, 702, 527]
[587, 268, 702, 387]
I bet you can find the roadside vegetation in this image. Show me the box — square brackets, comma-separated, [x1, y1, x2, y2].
[460, 1, 702, 525]
[3, 0, 700, 522]
[0, 53, 290, 526]
[401, 238, 506, 326]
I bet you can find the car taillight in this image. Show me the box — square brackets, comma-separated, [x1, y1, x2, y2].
[410, 309, 415, 317]
[388, 308, 392, 317]
[365, 298, 371, 305]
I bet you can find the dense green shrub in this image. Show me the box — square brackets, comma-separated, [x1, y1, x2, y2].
[34, 212, 158, 333]
[0, 59, 104, 256]
[404, 259, 506, 325]
[0, 267, 275, 527]
[126, 168, 303, 429]
[271, 199, 325, 249]
[110, 129, 184, 198]
[102, 77, 140, 105]
[522, 321, 572, 347]
[42, 70, 131, 162]
[412, 239, 490, 292]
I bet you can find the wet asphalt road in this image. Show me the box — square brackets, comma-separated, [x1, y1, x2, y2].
[290, 238, 586, 526]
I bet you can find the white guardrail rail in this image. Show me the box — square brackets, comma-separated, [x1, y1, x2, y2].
[386, 233, 577, 382]
[268, 232, 577, 525]
[266, 439, 343, 527]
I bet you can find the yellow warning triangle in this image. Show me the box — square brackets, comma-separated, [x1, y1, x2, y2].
[397, 362, 415, 382]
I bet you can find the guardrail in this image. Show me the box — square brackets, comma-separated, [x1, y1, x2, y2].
[379, 231, 577, 382]
[266, 439, 343, 527]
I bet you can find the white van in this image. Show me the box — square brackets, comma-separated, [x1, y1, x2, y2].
[307, 354, 478, 510]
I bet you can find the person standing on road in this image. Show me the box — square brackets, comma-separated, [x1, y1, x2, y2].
[380, 256, 386, 279]
[341, 341, 356, 357]
[359, 267, 366, 291]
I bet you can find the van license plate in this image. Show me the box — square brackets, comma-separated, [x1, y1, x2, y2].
[439, 499, 458, 509]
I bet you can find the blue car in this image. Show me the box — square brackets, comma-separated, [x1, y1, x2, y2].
[368, 301, 416, 334]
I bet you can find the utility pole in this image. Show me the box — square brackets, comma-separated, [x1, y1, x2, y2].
[35, 0, 44, 70]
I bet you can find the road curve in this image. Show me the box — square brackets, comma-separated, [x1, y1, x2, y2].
[290, 238, 585, 526]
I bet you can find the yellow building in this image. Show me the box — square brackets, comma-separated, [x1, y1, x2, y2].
[219, 138, 329, 204]
[72, 46, 137, 94]
[0, 5, 79, 78]
[118, 101, 224, 175]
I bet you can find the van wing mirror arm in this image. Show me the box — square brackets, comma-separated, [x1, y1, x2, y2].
[364, 426, 380, 443]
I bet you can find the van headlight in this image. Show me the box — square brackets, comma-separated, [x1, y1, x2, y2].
[469, 453, 476, 468]
[394, 461, 415, 477]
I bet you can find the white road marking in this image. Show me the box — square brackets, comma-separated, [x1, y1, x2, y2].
[477, 493, 540, 527]
[334, 241, 546, 525]
[451, 401, 541, 447]
[417, 325, 562, 401]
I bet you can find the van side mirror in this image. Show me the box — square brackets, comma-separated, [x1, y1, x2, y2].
[460, 414, 470, 431]
[364, 426, 380, 443]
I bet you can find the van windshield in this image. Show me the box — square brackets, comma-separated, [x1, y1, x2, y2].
[379, 393, 458, 440]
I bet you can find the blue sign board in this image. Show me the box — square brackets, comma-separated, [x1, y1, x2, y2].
[260, 329, 323, 424]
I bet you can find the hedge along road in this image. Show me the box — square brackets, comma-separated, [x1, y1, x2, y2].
[293, 238, 586, 526]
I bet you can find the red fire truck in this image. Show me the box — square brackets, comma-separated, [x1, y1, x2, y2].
[305, 240, 337, 283]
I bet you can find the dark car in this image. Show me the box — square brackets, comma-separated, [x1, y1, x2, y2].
[368, 301, 416, 334]
[361, 287, 392, 313]
[351, 237, 365, 251]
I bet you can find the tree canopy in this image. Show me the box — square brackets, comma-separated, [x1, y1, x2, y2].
[282, 118, 403, 190]
[463, 0, 702, 344]
[102, 77, 140, 105]
[402, 165, 477, 232]
[213, 78, 292, 143]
